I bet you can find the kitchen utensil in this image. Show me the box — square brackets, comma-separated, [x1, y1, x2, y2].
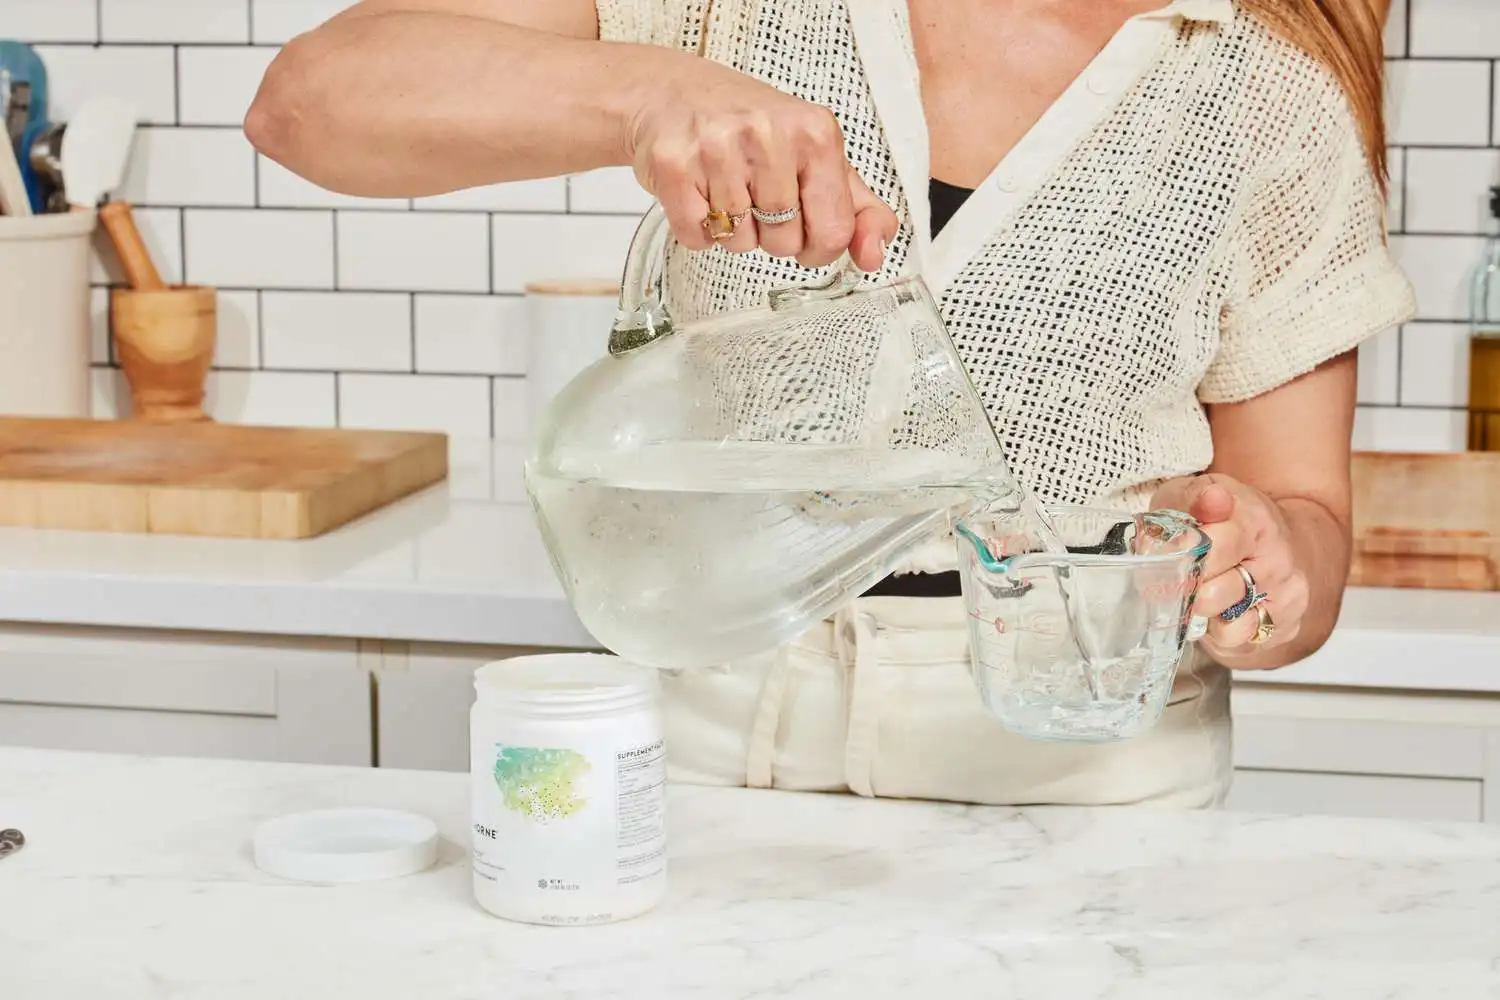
[0, 828, 23, 859]
[526, 202, 1024, 672]
[112, 285, 217, 423]
[0, 115, 28, 216]
[27, 119, 62, 198]
[1348, 450, 1500, 591]
[955, 505, 1212, 743]
[4, 78, 30, 151]
[0, 417, 448, 539]
[59, 96, 163, 287]
[59, 94, 136, 211]
[0, 41, 47, 139]
[0, 73, 30, 217]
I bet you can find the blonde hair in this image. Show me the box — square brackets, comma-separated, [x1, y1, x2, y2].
[1240, 0, 1391, 194]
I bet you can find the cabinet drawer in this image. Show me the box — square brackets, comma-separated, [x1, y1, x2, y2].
[0, 703, 278, 761]
[1226, 768, 1483, 822]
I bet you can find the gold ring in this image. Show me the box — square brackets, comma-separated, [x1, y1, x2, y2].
[1250, 604, 1276, 644]
[702, 208, 751, 241]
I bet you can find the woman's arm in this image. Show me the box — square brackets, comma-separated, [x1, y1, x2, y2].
[1201, 350, 1358, 669]
[244, 0, 669, 197]
[243, 0, 897, 269]
[1149, 350, 1359, 670]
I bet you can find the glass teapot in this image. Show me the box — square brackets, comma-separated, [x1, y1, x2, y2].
[525, 203, 1020, 672]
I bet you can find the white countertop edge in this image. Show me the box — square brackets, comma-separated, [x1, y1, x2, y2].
[0, 574, 599, 650]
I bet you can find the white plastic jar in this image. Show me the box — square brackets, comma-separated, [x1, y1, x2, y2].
[470, 653, 667, 925]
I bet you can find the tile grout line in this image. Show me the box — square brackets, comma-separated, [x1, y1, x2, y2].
[172, 44, 181, 126]
[247, 0, 255, 43]
[410, 293, 418, 373]
[95, 0, 103, 41]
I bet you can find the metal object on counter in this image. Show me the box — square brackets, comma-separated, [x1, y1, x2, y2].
[0, 828, 24, 859]
[27, 120, 65, 212]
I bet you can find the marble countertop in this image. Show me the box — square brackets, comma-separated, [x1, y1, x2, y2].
[0, 438, 1497, 691]
[3, 746, 1499, 999]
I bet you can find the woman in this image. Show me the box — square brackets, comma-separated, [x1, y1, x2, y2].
[247, 0, 1414, 808]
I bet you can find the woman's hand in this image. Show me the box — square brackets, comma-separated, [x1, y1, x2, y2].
[1149, 473, 1311, 664]
[628, 59, 899, 272]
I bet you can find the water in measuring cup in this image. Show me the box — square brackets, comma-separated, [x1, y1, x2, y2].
[975, 640, 1184, 742]
[527, 440, 1024, 672]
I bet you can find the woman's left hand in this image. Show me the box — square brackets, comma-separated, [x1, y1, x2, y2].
[1148, 473, 1310, 664]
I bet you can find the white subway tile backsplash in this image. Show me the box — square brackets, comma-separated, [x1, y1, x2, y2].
[492, 377, 527, 442]
[33, 45, 177, 125]
[118, 127, 257, 207]
[250, 0, 347, 43]
[1400, 322, 1471, 407]
[1357, 326, 1401, 405]
[208, 369, 336, 426]
[214, 290, 261, 368]
[102, 0, 250, 43]
[1409, 0, 1500, 57]
[17, 13, 1499, 454]
[1404, 149, 1500, 233]
[177, 45, 276, 125]
[1494, 63, 1500, 147]
[261, 291, 412, 371]
[1386, 60, 1492, 146]
[1353, 405, 1466, 452]
[91, 207, 183, 285]
[414, 295, 526, 375]
[185, 209, 335, 288]
[0, 0, 97, 41]
[1384, 0, 1408, 58]
[492, 215, 639, 294]
[414, 178, 567, 213]
[337, 373, 490, 436]
[337, 212, 490, 292]
[1391, 234, 1488, 321]
[568, 168, 654, 214]
[257, 156, 409, 210]
[90, 366, 129, 418]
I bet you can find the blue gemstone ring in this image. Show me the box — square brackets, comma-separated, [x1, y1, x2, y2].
[1219, 564, 1268, 622]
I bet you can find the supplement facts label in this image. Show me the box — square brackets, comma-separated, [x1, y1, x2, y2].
[615, 739, 666, 880]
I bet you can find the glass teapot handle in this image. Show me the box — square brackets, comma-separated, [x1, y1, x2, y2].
[607, 202, 868, 356]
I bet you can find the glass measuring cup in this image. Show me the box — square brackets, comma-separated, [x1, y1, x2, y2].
[955, 506, 1212, 743]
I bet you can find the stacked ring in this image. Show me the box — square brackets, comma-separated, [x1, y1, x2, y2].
[751, 205, 800, 225]
[1218, 564, 1268, 623]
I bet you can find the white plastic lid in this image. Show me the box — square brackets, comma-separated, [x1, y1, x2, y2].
[252, 808, 439, 884]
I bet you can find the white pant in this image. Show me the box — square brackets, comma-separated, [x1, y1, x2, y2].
[662, 595, 1232, 808]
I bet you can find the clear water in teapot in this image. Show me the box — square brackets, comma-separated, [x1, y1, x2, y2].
[527, 441, 1021, 672]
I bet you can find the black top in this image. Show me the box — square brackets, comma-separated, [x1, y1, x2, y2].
[860, 177, 978, 600]
[929, 177, 975, 237]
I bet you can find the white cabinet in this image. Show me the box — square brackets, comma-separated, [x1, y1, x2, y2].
[0, 623, 372, 765]
[372, 640, 576, 771]
[1228, 682, 1500, 823]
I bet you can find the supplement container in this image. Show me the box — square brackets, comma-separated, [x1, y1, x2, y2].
[470, 653, 667, 925]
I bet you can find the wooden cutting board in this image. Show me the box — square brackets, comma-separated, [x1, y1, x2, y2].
[1349, 450, 1500, 591]
[0, 417, 448, 539]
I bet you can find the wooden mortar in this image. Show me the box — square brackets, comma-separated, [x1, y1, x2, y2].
[110, 284, 217, 423]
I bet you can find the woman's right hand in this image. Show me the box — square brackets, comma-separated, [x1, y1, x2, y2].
[627, 58, 900, 273]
